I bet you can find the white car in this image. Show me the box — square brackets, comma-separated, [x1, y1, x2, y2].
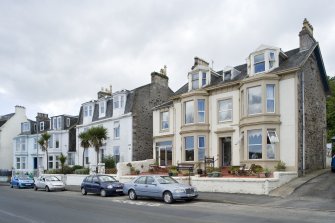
[34, 176, 65, 192]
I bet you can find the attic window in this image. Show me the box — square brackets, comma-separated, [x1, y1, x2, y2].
[254, 54, 265, 73]
[201, 72, 207, 86]
[224, 71, 231, 81]
[269, 51, 275, 69]
[192, 73, 199, 90]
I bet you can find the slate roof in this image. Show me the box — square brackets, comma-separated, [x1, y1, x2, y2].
[0, 113, 14, 127]
[173, 46, 321, 98]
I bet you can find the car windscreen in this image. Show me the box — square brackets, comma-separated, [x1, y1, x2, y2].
[157, 176, 178, 184]
[46, 176, 60, 181]
[99, 175, 117, 182]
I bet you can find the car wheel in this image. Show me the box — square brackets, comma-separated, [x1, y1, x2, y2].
[163, 191, 174, 204]
[100, 189, 107, 197]
[128, 189, 137, 200]
[81, 187, 87, 195]
[34, 186, 38, 191]
[10, 183, 13, 188]
[45, 186, 50, 192]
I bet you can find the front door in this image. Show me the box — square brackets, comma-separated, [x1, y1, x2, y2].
[158, 145, 172, 166]
[33, 157, 38, 169]
[222, 137, 232, 166]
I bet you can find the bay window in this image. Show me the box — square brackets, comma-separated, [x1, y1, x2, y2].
[248, 86, 262, 115]
[248, 129, 262, 159]
[192, 73, 199, 90]
[197, 99, 205, 123]
[184, 101, 194, 124]
[266, 84, 275, 113]
[185, 136, 194, 161]
[198, 136, 205, 161]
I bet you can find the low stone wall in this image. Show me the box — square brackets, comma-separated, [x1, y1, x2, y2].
[116, 159, 155, 178]
[118, 171, 297, 195]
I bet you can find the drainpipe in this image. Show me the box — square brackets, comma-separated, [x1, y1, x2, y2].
[301, 71, 306, 176]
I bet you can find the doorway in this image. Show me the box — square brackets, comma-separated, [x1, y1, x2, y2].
[221, 137, 232, 166]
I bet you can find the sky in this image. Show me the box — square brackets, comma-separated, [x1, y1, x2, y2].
[1, 0, 335, 119]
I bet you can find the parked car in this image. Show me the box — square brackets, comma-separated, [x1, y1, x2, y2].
[123, 175, 198, 204]
[331, 155, 335, 172]
[81, 174, 124, 197]
[10, 175, 34, 189]
[34, 176, 65, 192]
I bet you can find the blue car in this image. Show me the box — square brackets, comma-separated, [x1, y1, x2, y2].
[81, 175, 124, 197]
[123, 175, 198, 204]
[10, 175, 34, 189]
[331, 155, 335, 172]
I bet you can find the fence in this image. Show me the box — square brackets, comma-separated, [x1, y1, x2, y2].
[0, 169, 12, 182]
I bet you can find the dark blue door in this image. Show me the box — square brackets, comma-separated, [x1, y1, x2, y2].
[33, 158, 38, 169]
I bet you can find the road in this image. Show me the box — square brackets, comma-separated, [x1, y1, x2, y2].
[0, 172, 334, 223]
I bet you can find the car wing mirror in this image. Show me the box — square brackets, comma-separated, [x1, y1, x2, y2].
[151, 182, 157, 186]
[94, 181, 100, 184]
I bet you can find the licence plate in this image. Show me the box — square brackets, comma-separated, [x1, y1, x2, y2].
[116, 189, 123, 192]
[26, 184, 31, 186]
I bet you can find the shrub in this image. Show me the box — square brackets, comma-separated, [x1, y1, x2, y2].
[62, 165, 74, 174]
[72, 165, 83, 172]
[45, 169, 61, 174]
[102, 155, 116, 169]
[135, 169, 140, 175]
[74, 168, 89, 175]
[274, 161, 286, 171]
[251, 165, 263, 174]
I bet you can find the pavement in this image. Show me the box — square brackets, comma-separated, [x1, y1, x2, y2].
[0, 169, 329, 206]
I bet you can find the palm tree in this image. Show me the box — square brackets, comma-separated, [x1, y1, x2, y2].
[38, 132, 51, 171]
[59, 153, 67, 174]
[78, 131, 91, 167]
[87, 126, 108, 173]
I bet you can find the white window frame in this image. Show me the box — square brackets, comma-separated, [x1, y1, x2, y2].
[201, 72, 207, 86]
[16, 157, 26, 170]
[218, 98, 233, 122]
[53, 117, 57, 129]
[160, 111, 169, 131]
[114, 96, 120, 109]
[99, 101, 106, 117]
[48, 156, 54, 169]
[192, 73, 199, 90]
[198, 136, 205, 161]
[84, 106, 88, 117]
[267, 130, 279, 143]
[22, 122, 30, 132]
[114, 121, 120, 139]
[247, 129, 262, 160]
[266, 84, 275, 113]
[247, 86, 262, 115]
[66, 118, 70, 127]
[68, 152, 75, 165]
[197, 99, 205, 123]
[120, 95, 125, 108]
[254, 53, 265, 74]
[184, 136, 194, 161]
[184, 100, 194, 124]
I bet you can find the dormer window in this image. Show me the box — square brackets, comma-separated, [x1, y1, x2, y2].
[22, 122, 30, 132]
[99, 101, 106, 118]
[269, 51, 275, 69]
[40, 121, 44, 131]
[254, 54, 265, 73]
[192, 73, 199, 90]
[84, 105, 93, 117]
[201, 72, 206, 87]
[224, 71, 231, 81]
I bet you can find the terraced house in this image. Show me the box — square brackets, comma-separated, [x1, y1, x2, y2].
[76, 70, 173, 167]
[13, 113, 78, 173]
[153, 19, 330, 175]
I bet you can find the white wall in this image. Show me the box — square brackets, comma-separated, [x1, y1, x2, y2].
[0, 106, 28, 169]
[279, 78, 297, 168]
[210, 89, 240, 166]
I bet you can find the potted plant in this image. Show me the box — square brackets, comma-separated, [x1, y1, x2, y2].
[264, 168, 271, 178]
[274, 161, 286, 171]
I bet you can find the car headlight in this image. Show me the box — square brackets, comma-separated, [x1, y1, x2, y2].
[107, 185, 114, 189]
[193, 187, 198, 192]
[174, 189, 185, 193]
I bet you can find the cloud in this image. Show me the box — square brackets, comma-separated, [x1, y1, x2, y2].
[0, 0, 334, 118]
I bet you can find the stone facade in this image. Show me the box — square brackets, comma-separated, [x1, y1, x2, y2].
[297, 54, 327, 175]
[132, 72, 174, 161]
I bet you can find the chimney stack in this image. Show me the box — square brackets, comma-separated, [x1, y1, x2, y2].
[151, 66, 169, 87]
[192, 57, 209, 70]
[97, 85, 112, 99]
[299, 18, 316, 52]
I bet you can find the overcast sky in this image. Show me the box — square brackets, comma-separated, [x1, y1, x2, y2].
[1, 0, 335, 119]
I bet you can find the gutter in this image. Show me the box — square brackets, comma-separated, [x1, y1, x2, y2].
[301, 71, 306, 176]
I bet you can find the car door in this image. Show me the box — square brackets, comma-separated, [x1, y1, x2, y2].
[145, 176, 160, 198]
[133, 176, 147, 196]
[83, 176, 93, 192]
[91, 176, 100, 194]
[12, 176, 18, 187]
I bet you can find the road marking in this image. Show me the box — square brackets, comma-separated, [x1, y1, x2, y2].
[112, 199, 162, 207]
[0, 209, 42, 223]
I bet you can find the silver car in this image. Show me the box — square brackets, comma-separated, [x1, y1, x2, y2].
[123, 175, 198, 204]
[34, 176, 65, 192]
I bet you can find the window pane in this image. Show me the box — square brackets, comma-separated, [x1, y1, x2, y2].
[266, 85, 275, 113]
[198, 99, 205, 123]
[185, 101, 194, 124]
[218, 99, 232, 122]
[192, 73, 199, 90]
[202, 72, 206, 86]
[248, 129, 262, 159]
[161, 112, 169, 130]
[185, 136, 194, 150]
[254, 54, 264, 63]
[198, 136, 205, 148]
[267, 144, 275, 159]
[255, 62, 265, 73]
[248, 86, 262, 115]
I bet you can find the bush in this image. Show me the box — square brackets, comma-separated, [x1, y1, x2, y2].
[275, 161, 286, 171]
[251, 165, 263, 174]
[102, 156, 116, 169]
[74, 168, 89, 175]
[72, 165, 83, 172]
[45, 169, 61, 174]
